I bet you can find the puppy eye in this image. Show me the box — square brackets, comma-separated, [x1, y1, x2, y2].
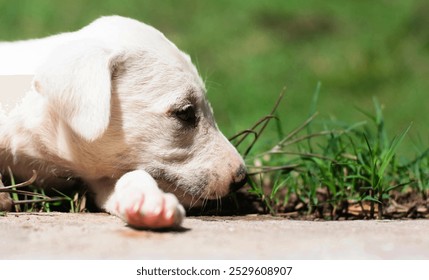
[175, 105, 196, 124]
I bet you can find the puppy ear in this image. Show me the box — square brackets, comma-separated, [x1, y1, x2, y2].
[34, 40, 120, 142]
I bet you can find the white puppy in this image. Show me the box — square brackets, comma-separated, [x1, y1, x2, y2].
[0, 16, 246, 229]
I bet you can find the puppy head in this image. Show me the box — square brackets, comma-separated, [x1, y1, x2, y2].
[110, 50, 247, 204]
[34, 19, 246, 205]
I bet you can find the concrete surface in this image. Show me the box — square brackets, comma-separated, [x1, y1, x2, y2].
[1, 213, 428, 259]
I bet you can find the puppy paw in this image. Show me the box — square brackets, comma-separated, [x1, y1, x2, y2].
[122, 192, 185, 229]
[111, 170, 185, 229]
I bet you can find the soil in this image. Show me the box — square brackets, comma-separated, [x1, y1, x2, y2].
[2, 171, 428, 220]
[187, 187, 429, 221]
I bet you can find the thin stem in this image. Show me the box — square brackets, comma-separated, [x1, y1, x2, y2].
[2, 170, 37, 189]
[12, 197, 68, 205]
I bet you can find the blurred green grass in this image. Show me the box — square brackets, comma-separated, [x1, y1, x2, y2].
[1, 0, 428, 155]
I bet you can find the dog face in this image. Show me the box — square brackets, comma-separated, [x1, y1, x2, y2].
[111, 51, 246, 203]
[33, 17, 246, 205]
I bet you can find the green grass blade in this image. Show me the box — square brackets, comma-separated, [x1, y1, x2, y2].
[378, 124, 412, 179]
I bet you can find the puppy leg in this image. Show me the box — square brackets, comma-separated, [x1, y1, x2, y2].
[0, 176, 13, 211]
[104, 170, 185, 229]
[0, 193, 12, 211]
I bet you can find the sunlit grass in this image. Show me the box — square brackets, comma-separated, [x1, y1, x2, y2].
[235, 86, 428, 219]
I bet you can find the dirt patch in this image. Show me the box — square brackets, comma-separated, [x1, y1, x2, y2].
[187, 187, 429, 221]
[2, 174, 429, 221]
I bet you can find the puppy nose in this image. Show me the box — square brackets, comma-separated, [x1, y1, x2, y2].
[229, 164, 247, 192]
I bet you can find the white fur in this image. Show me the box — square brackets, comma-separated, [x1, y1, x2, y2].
[0, 16, 246, 229]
